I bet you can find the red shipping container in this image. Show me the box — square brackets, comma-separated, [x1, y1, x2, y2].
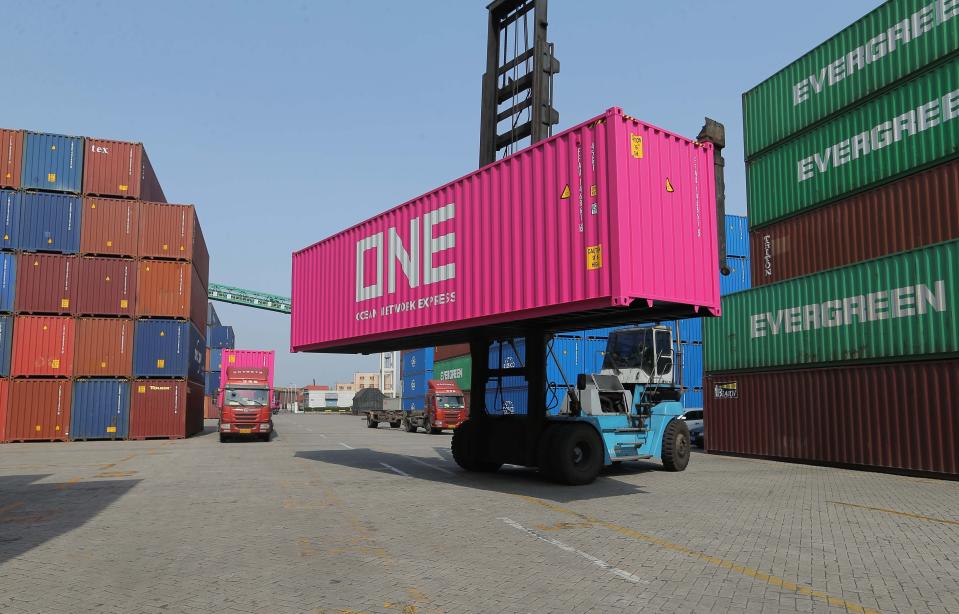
[751, 159, 959, 286]
[138, 203, 210, 286]
[434, 343, 470, 361]
[75, 257, 136, 316]
[129, 379, 204, 439]
[11, 316, 75, 377]
[136, 260, 207, 331]
[6, 379, 71, 441]
[82, 138, 165, 201]
[73, 318, 133, 377]
[203, 395, 219, 420]
[80, 197, 139, 257]
[704, 360, 959, 477]
[0, 129, 23, 189]
[15, 253, 77, 314]
[0, 379, 8, 442]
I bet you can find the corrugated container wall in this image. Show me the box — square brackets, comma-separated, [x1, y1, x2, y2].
[209, 348, 224, 372]
[751, 158, 959, 286]
[132, 319, 205, 382]
[0, 129, 23, 189]
[15, 253, 76, 314]
[719, 257, 751, 295]
[724, 215, 750, 258]
[0, 253, 15, 312]
[292, 108, 719, 353]
[433, 355, 471, 391]
[705, 240, 959, 372]
[0, 379, 8, 441]
[0, 316, 12, 376]
[207, 302, 221, 328]
[21, 132, 83, 193]
[742, 0, 959, 158]
[75, 257, 136, 316]
[11, 315, 74, 377]
[80, 198, 139, 257]
[136, 260, 206, 331]
[207, 326, 235, 349]
[138, 203, 210, 286]
[434, 343, 471, 361]
[205, 371, 221, 396]
[705, 360, 959, 476]
[129, 379, 204, 439]
[401, 347, 434, 377]
[83, 139, 165, 201]
[747, 56, 959, 228]
[70, 379, 130, 440]
[19, 192, 81, 253]
[0, 190, 21, 250]
[6, 379, 71, 441]
[73, 318, 133, 377]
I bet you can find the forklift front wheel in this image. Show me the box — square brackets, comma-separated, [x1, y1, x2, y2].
[451, 419, 501, 473]
[550, 423, 603, 486]
[661, 419, 691, 472]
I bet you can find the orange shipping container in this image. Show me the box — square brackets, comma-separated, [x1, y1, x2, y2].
[6, 379, 71, 441]
[80, 198, 139, 257]
[129, 379, 204, 439]
[0, 379, 8, 441]
[0, 129, 23, 189]
[15, 253, 76, 315]
[11, 316, 75, 377]
[136, 260, 207, 331]
[137, 202, 210, 286]
[74, 318, 133, 377]
[83, 139, 165, 201]
[75, 257, 136, 317]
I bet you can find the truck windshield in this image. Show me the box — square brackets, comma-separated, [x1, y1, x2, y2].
[602, 329, 654, 374]
[224, 388, 269, 407]
[436, 395, 464, 408]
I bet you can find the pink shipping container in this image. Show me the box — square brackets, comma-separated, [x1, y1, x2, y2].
[218, 349, 275, 405]
[292, 108, 719, 353]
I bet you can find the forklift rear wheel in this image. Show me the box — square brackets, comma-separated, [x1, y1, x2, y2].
[219, 433, 228, 443]
[390, 421, 402, 428]
[404, 419, 417, 433]
[550, 423, 603, 485]
[661, 419, 690, 472]
[366, 417, 378, 429]
[451, 419, 501, 473]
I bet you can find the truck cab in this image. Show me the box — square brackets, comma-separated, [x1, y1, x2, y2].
[403, 380, 467, 434]
[218, 367, 273, 442]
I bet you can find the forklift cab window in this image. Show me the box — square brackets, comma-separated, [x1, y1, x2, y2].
[603, 329, 654, 375]
[655, 329, 673, 375]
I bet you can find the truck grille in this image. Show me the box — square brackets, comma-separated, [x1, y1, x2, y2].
[234, 412, 258, 421]
[444, 412, 462, 420]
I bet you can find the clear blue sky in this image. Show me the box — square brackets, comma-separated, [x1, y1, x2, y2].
[4, 0, 879, 386]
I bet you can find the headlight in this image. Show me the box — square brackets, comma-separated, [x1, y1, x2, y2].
[260, 423, 271, 431]
[220, 424, 231, 431]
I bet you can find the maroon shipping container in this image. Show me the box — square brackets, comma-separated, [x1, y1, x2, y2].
[0, 129, 23, 189]
[136, 260, 207, 331]
[15, 253, 77, 314]
[138, 203, 210, 286]
[6, 379, 71, 441]
[75, 257, 136, 316]
[82, 138, 165, 201]
[129, 379, 204, 439]
[80, 197, 139, 257]
[434, 343, 471, 361]
[73, 318, 133, 377]
[751, 159, 959, 286]
[705, 360, 959, 477]
[0, 379, 8, 442]
[11, 316, 75, 377]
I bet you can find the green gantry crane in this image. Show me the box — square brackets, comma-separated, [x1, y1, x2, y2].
[208, 283, 291, 314]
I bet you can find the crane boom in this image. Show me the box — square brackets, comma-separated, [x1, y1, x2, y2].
[208, 283, 291, 314]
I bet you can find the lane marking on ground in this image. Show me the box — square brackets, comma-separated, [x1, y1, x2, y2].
[319, 433, 327, 438]
[516, 495, 878, 614]
[306, 428, 313, 432]
[380, 463, 410, 477]
[499, 517, 645, 584]
[339, 442, 354, 449]
[827, 500, 959, 526]
[406, 457, 454, 476]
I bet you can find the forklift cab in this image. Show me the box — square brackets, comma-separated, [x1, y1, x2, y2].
[600, 325, 674, 386]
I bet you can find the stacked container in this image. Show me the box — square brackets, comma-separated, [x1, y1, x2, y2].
[203, 303, 235, 419]
[399, 347, 434, 411]
[433, 343, 472, 411]
[706, 4, 959, 476]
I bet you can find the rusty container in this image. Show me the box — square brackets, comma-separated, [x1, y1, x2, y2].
[129, 378, 204, 439]
[434, 343, 471, 361]
[11, 315, 75, 377]
[0, 379, 8, 441]
[80, 197, 139, 257]
[138, 203, 210, 286]
[73, 318, 133, 377]
[82, 138, 165, 201]
[136, 260, 206, 331]
[15, 253, 76, 315]
[0, 129, 23, 189]
[75, 257, 136, 317]
[6, 379, 71, 441]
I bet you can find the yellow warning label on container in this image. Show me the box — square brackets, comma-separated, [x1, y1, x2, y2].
[665, 177, 674, 193]
[100, 361, 107, 368]
[586, 245, 603, 270]
[42, 325, 48, 331]
[90, 203, 96, 209]
[179, 246, 185, 251]
[47, 173, 56, 183]
[145, 266, 150, 271]
[159, 331, 164, 336]
[4, 173, 9, 179]
[106, 426, 117, 433]
[106, 240, 112, 247]
[118, 185, 128, 192]
[33, 260, 39, 266]
[157, 359, 165, 368]
[560, 184, 571, 199]
[138, 385, 146, 394]
[120, 299, 128, 309]
[2, 235, 8, 241]
[51, 359, 60, 369]
[590, 184, 597, 197]
[35, 425, 41, 432]
[630, 134, 644, 159]
[60, 298, 69, 308]
[50, 145, 56, 151]
[162, 244, 168, 251]
[229, 355, 236, 363]
[55, 425, 60, 431]
[47, 238, 53, 244]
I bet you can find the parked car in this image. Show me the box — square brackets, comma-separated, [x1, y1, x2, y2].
[689, 424, 704, 448]
[678, 409, 703, 431]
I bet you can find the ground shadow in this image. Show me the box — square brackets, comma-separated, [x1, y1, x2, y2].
[0, 474, 140, 565]
[294, 448, 650, 504]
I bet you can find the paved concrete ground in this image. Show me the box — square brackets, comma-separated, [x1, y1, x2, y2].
[0, 413, 956, 614]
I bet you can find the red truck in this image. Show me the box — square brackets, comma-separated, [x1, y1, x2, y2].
[218, 367, 273, 442]
[403, 380, 468, 434]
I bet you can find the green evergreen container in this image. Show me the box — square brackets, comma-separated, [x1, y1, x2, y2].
[704, 239, 959, 372]
[747, 55, 959, 228]
[743, 0, 959, 159]
[433, 355, 472, 391]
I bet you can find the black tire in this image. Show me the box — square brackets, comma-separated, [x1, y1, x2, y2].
[219, 433, 228, 443]
[536, 425, 559, 480]
[451, 419, 501, 472]
[366, 417, 378, 429]
[390, 421, 402, 429]
[404, 418, 417, 433]
[661, 419, 691, 472]
[549, 423, 603, 485]
[429, 427, 443, 435]
[259, 432, 271, 442]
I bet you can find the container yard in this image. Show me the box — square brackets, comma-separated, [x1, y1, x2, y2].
[1, 2, 958, 614]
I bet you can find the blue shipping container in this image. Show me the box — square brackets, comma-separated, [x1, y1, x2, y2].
[207, 303, 221, 328]
[403, 395, 426, 412]
[725, 214, 750, 258]
[401, 347, 434, 377]
[677, 318, 702, 343]
[681, 388, 703, 409]
[205, 370, 221, 396]
[0, 253, 15, 313]
[209, 348, 224, 372]
[71, 379, 131, 440]
[401, 371, 432, 400]
[21, 132, 84, 193]
[134, 320, 205, 383]
[0, 190, 21, 251]
[719, 256, 751, 295]
[207, 325, 235, 349]
[0, 315, 12, 376]
[679, 343, 703, 390]
[19, 192, 81, 253]
[484, 383, 571, 416]
[488, 337, 606, 382]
